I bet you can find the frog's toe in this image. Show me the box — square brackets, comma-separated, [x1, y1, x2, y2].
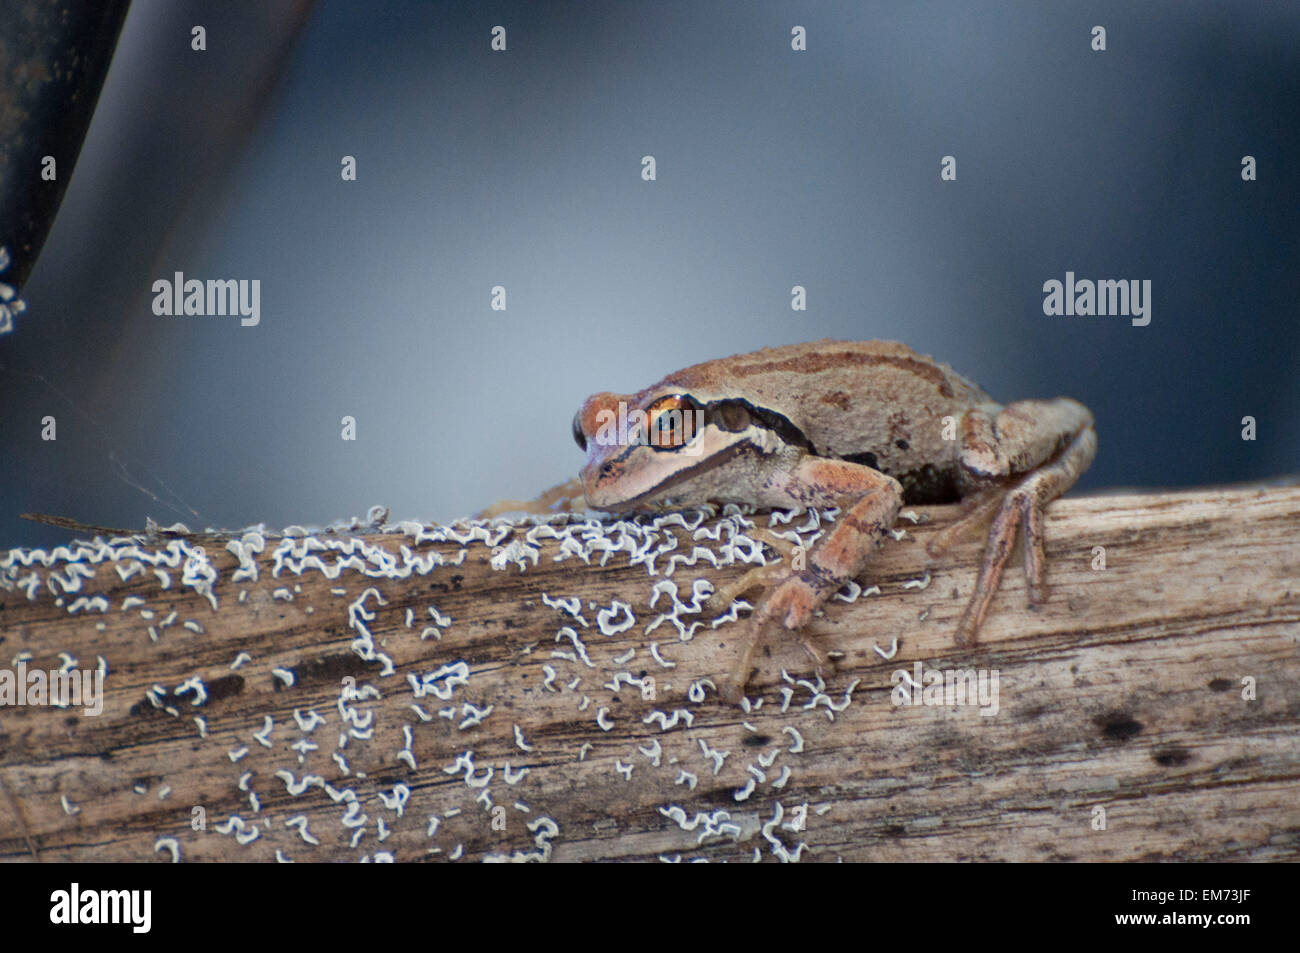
[707, 563, 785, 615]
[718, 676, 746, 706]
[796, 631, 831, 676]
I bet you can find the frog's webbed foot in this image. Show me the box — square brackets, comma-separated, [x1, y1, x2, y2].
[720, 571, 835, 704]
[705, 527, 802, 614]
[713, 526, 835, 703]
[954, 422, 1098, 646]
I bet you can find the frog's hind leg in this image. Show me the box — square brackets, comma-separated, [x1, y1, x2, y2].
[924, 487, 1004, 558]
[953, 399, 1097, 647]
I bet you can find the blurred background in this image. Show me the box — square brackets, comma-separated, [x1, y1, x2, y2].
[1, 0, 1297, 548]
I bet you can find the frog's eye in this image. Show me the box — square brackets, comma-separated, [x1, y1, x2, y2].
[571, 410, 587, 452]
[645, 395, 701, 450]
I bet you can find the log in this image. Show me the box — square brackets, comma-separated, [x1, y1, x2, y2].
[1, 485, 1298, 863]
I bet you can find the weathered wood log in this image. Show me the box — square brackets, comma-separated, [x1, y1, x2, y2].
[1, 485, 1298, 862]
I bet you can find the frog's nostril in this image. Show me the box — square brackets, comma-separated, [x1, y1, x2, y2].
[572, 411, 587, 451]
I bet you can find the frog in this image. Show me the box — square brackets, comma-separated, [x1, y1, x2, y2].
[496, 339, 1096, 703]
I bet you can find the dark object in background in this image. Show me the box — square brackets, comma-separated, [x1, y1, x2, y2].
[0, 0, 131, 297]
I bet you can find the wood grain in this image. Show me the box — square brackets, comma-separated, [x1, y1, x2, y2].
[1, 484, 1298, 862]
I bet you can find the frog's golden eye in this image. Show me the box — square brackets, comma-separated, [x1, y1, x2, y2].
[645, 394, 701, 449]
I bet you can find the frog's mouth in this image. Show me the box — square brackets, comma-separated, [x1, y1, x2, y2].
[580, 438, 759, 511]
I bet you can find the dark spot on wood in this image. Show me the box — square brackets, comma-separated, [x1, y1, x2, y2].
[1208, 678, 1232, 692]
[844, 451, 878, 470]
[1154, 747, 1191, 767]
[742, 734, 772, 747]
[1017, 704, 1047, 721]
[129, 699, 167, 719]
[205, 674, 245, 704]
[450, 575, 464, 591]
[820, 391, 852, 411]
[64, 715, 78, 728]
[895, 439, 910, 451]
[883, 824, 907, 838]
[694, 786, 741, 808]
[291, 653, 370, 685]
[1094, 711, 1143, 742]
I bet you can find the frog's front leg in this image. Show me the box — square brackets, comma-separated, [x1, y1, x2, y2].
[947, 398, 1097, 646]
[722, 458, 903, 702]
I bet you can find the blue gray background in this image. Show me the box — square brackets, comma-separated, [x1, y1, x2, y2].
[2, 0, 1298, 548]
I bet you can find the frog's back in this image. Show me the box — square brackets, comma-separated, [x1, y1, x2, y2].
[664, 339, 991, 502]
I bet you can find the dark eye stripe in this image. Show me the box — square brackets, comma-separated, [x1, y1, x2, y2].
[704, 398, 815, 454]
